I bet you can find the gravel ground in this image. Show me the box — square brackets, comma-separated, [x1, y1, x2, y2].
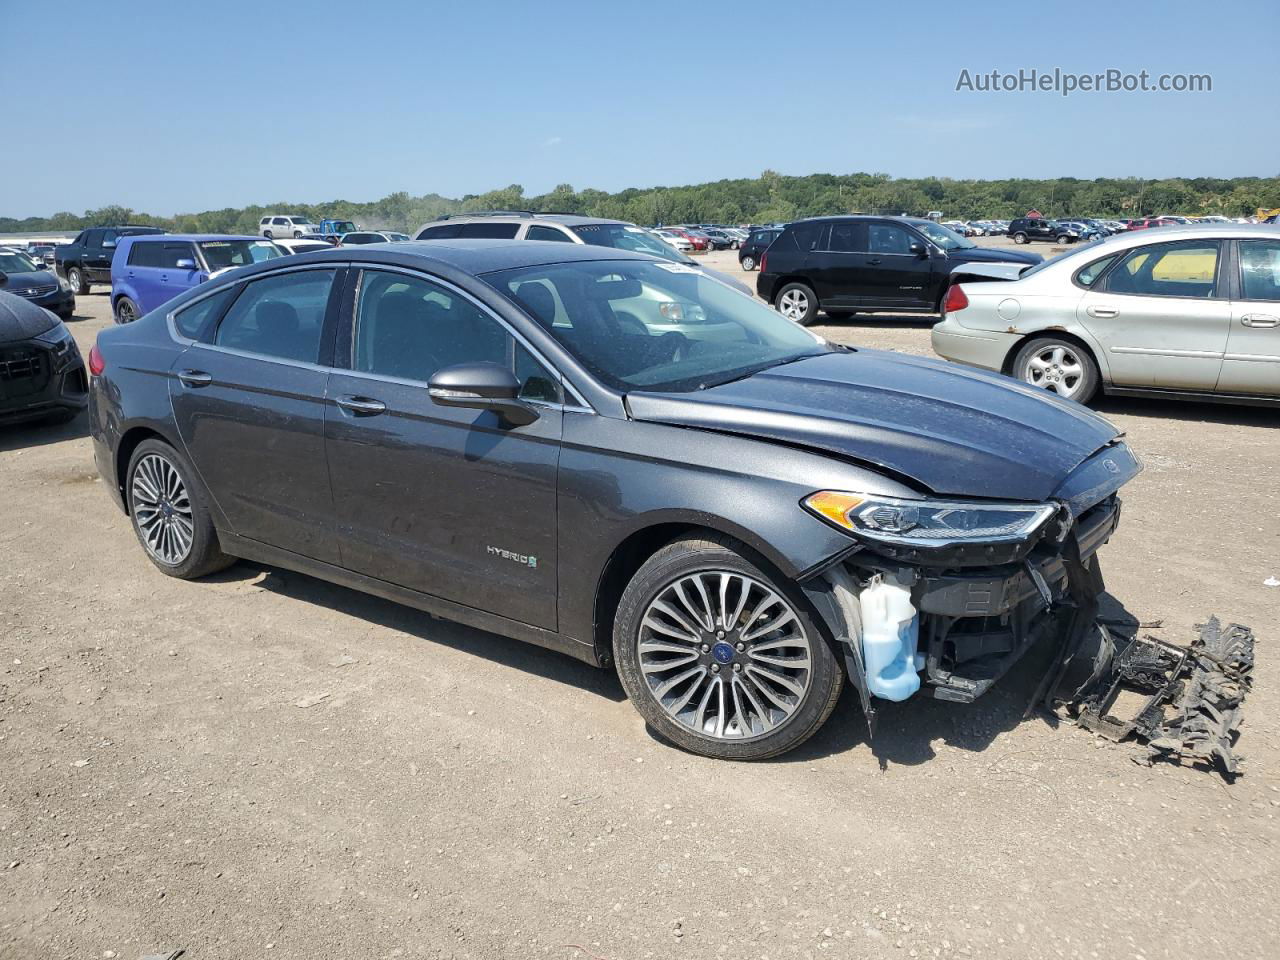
[1, 249, 1277, 960]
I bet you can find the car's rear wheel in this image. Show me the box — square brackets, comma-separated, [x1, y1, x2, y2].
[1012, 232, 1028, 244]
[263, 230, 274, 239]
[126, 439, 234, 579]
[775, 282, 818, 326]
[614, 536, 843, 760]
[1012, 337, 1099, 403]
[67, 266, 89, 295]
[1057, 234, 1072, 244]
[114, 296, 139, 324]
[740, 255, 756, 271]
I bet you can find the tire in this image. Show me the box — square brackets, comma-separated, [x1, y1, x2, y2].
[293, 230, 303, 238]
[1011, 336, 1099, 404]
[775, 282, 818, 326]
[731, 241, 740, 250]
[263, 230, 274, 240]
[126, 438, 234, 580]
[613, 535, 844, 761]
[1056, 235, 1072, 244]
[113, 296, 140, 324]
[1012, 232, 1028, 244]
[67, 266, 89, 295]
[740, 255, 756, 271]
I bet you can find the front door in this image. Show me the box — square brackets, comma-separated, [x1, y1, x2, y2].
[1078, 239, 1229, 390]
[152, 241, 201, 313]
[86, 230, 116, 283]
[1219, 238, 1280, 395]
[324, 267, 563, 629]
[859, 221, 935, 308]
[169, 266, 343, 562]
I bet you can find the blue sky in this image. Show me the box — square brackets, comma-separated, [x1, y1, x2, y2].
[4, 0, 1276, 218]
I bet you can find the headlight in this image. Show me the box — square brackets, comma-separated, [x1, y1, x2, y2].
[58, 275, 73, 292]
[803, 490, 1057, 548]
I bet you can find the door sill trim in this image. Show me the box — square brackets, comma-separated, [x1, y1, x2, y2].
[1103, 385, 1279, 407]
[217, 531, 598, 666]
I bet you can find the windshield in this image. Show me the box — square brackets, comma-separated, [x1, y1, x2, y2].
[913, 221, 975, 251]
[1016, 240, 1105, 280]
[570, 223, 695, 264]
[332, 221, 357, 233]
[198, 240, 282, 271]
[485, 259, 832, 392]
[0, 251, 41, 273]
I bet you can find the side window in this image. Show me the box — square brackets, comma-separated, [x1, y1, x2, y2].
[1075, 255, 1118, 288]
[127, 242, 155, 267]
[1238, 240, 1280, 302]
[173, 286, 238, 340]
[157, 243, 196, 269]
[457, 222, 520, 239]
[788, 223, 822, 252]
[868, 223, 913, 255]
[354, 270, 562, 401]
[101, 230, 119, 246]
[526, 225, 572, 242]
[415, 224, 461, 240]
[214, 269, 336, 362]
[1105, 242, 1220, 299]
[826, 222, 866, 253]
[273, 217, 288, 226]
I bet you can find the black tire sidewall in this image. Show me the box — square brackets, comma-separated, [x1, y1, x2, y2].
[1013, 233, 1027, 244]
[115, 297, 138, 324]
[68, 267, 88, 294]
[1013, 337, 1099, 404]
[740, 256, 755, 271]
[777, 282, 818, 326]
[126, 438, 232, 579]
[614, 536, 844, 761]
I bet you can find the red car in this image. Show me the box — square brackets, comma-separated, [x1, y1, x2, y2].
[1126, 217, 1181, 231]
[663, 227, 709, 251]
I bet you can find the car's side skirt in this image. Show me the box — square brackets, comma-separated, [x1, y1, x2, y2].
[1102, 384, 1279, 408]
[217, 530, 601, 667]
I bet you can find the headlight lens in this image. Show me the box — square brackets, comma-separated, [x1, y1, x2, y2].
[804, 491, 1057, 548]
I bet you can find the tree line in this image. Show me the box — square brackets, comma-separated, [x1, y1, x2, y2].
[5, 171, 1279, 235]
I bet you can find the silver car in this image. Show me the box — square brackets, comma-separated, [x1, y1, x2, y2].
[931, 224, 1280, 404]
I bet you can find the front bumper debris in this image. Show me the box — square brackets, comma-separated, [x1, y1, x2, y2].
[1052, 617, 1255, 779]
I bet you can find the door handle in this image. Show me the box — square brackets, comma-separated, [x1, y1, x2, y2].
[1087, 306, 1119, 319]
[866, 257, 882, 265]
[177, 369, 213, 388]
[336, 395, 386, 416]
[1241, 314, 1280, 328]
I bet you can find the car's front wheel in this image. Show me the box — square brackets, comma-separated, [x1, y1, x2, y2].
[67, 266, 89, 295]
[126, 439, 234, 579]
[1012, 337, 1099, 403]
[740, 255, 756, 271]
[775, 282, 818, 325]
[113, 296, 139, 324]
[614, 536, 844, 760]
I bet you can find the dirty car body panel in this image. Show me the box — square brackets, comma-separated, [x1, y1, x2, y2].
[87, 239, 1141, 757]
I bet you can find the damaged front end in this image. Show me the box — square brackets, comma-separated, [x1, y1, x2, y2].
[801, 443, 1138, 733]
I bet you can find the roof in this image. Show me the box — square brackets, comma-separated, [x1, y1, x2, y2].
[425, 212, 626, 227]
[121, 233, 265, 243]
[250, 238, 660, 276]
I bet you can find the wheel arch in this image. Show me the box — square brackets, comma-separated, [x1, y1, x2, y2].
[769, 275, 816, 305]
[113, 425, 181, 515]
[1002, 327, 1110, 383]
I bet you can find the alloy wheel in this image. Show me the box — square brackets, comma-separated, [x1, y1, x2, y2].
[131, 453, 195, 565]
[1024, 344, 1085, 398]
[778, 288, 809, 321]
[741, 256, 755, 271]
[116, 299, 136, 323]
[638, 571, 813, 741]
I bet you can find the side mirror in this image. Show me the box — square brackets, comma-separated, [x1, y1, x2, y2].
[910, 241, 928, 258]
[102, 239, 116, 249]
[175, 258, 197, 270]
[428, 362, 539, 427]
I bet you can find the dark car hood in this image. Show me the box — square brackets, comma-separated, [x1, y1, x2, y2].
[0, 290, 58, 343]
[949, 246, 1042, 266]
[625, 351, 1123, 501]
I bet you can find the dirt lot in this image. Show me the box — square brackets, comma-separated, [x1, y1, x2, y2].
[2, 251, 1277, 960]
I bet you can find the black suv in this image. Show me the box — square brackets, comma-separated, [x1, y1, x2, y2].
[56, 226, 165, 295]
[739, 227, 783, 271]
[1007, 218, 1077, 245]
[756, 216, 1042, 324]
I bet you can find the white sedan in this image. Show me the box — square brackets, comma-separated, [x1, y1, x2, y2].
[931, 224, 1280, 405]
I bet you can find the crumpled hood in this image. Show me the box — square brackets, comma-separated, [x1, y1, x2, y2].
[0, 289, 58, 343]
[625, 350, 1124, 501]
[950, 246, 1042, 266]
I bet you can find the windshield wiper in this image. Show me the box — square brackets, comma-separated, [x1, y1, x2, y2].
[697, 352, 826, 390]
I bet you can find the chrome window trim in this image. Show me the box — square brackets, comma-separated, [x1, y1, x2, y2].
[347, 261, 594, 412]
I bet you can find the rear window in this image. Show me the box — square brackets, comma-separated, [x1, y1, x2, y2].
[786, 222, 823, 252]
[416, 224, 461, 240]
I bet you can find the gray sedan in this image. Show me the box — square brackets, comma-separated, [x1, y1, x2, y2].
[931, 224, 1280, 404]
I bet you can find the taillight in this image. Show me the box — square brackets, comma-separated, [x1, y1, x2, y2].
[943, 284, 969, 313]
[760, 252, 768, 273]
[88, 343, 105, 376]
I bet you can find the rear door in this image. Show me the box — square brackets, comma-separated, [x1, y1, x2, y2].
[323, 266, 563, 629]
[1077, 239, 1230, 390]
[1219, 238, 1280, 395]
[122, 240, 163, 311]
[169, 266, 344, 562]
[803, 222, 863, 307]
